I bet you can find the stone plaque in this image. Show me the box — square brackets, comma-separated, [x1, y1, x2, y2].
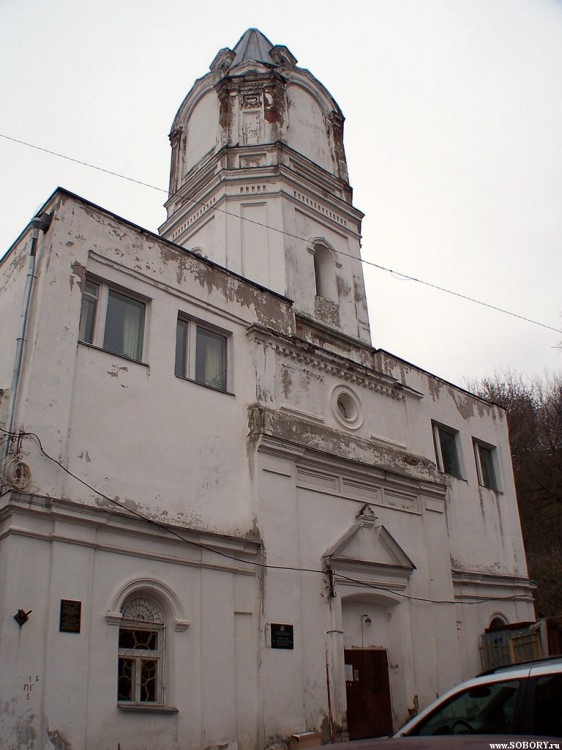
[271, 623, 294, 649]
[59, 599, 81, 633]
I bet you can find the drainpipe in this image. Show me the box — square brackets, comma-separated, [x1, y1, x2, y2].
[2, 212, 52, 461]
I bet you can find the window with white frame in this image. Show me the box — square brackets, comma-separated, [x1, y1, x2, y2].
[118, 595, 164, 704]
[473, 440, 499, 491]
[79, 278, 146, 361]
[432, 422, 462, 478]
[175, 316, 228, 392]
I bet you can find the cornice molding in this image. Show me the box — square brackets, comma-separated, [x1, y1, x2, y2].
[163, 141, 360, 233]
[1, 493, 261, 575]
[451, 569, 535, 591]
[248, 325, 403, 401]
[251, 406, 446, 491]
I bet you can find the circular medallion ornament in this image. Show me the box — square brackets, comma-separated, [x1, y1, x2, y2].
[331, 385, 364, 430]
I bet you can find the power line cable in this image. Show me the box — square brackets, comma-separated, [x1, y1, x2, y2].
[0, 426, 322, 575]
[364, 264, 561, 333]
[1, 132, 560, 335]
[0, 426, 533, 606]
[0, 134, 167, 194]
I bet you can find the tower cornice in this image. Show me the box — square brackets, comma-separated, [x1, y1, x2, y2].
[160, 142, 364, 245]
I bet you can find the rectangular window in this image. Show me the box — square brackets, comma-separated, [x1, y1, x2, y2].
[118, 626, 161, 703]
[415, 679, 520, 735]
[104, 289, 145, 360]
[79, 278, 146, 362]
[175, 318, 189, 378]
[433, 423, 462, 478]
[195, 326, 227, 390]
[79, 279, 99, 343]
[533, 673, 562, 735]
[175, 317, 228, 392]
[474, 440, 499, 490]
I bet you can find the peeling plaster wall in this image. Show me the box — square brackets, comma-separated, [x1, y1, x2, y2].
[6, 192, 292, 537]
[374, 350, 528, 582]
[282, 199, 369, 343]
[246, 336, 533, 733]
[0, 229, 36, 417]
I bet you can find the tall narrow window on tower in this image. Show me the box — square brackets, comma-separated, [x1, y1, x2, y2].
[313, 243, 337, 302]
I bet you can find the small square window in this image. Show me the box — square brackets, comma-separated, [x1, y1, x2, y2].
[175, 317, 228, 392]
[79, 278, 146, 362]
[474, 440, 499, 491]
[433, 423, 462, 478]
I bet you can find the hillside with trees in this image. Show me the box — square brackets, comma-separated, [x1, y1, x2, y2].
[468, 373, 562, 618]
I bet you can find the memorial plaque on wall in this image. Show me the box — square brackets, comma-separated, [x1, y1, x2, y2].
[59, 599, 81, 633]
[271, 623, 294, 649]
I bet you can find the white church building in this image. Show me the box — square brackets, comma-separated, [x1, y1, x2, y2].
[0, 29, 535, 750]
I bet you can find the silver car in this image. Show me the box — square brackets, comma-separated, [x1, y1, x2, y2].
[393, 657, 562, 737]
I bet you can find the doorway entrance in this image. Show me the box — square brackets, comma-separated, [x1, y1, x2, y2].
[344, 648, 393, 739]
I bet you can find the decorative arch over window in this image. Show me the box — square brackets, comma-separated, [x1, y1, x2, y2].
[106, 578, 187, 712]
[105, 577, 190, 632]
[488, 614, 509, 631]
[310, 239, 338, 302]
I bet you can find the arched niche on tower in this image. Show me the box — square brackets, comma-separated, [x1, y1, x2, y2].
[311, 239, 338, 303]
[170, 88, 220, 178]
[286, 84, 332, 172]
[282, 66, 349, 181]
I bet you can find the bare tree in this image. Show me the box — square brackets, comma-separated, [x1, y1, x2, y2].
[467, 372, 562, 617]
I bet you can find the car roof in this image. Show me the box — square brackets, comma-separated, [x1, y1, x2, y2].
[478, 654, 562, 676]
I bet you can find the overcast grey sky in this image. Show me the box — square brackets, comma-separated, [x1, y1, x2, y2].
[1, 0, 560, 386]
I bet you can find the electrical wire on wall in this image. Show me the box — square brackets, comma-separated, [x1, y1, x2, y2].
[0, 425, 534, 608]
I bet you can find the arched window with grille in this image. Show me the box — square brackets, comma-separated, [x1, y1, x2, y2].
[118, 595, 165, 704]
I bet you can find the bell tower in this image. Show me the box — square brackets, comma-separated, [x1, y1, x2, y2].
[159, 29, 371, 344]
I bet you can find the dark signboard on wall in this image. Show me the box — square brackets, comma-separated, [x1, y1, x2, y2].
[271, 623, 294, 649]
[59, 600, 81, 633]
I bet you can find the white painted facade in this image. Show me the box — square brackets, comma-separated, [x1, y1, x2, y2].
[0, 29, 534, 750]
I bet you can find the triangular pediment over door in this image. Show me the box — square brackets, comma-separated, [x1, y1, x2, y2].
[323, 505, 415, 590]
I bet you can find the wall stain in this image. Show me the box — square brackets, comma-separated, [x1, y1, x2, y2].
[107, 365, 129, 378]
[47, 728, 74, 750]
[69, 261, 86, 293]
